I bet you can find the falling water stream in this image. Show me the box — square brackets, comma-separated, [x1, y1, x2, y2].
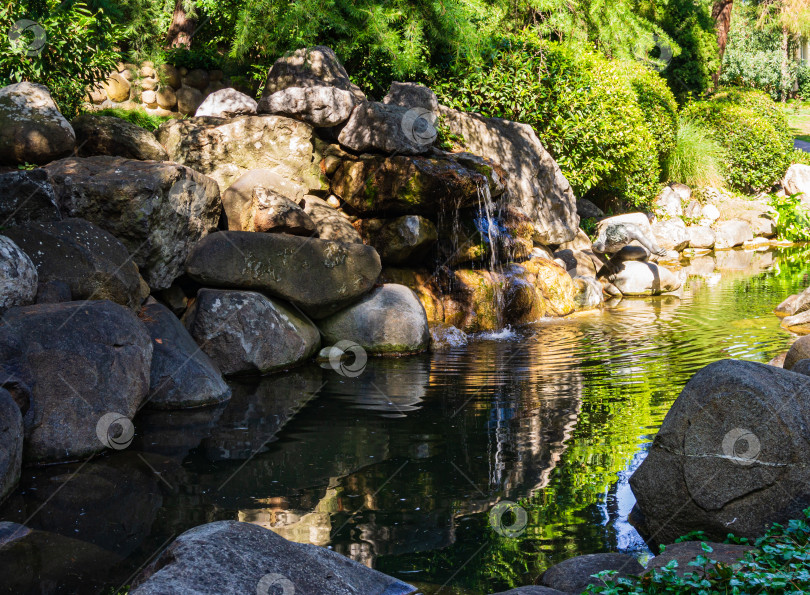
[1, 246, 809, 594]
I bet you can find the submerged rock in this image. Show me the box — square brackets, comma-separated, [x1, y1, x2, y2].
[429, 323, 468, 349]
[0, 236, 37, 314]
[71, 113, 169, 161]
[131, 521, 415, 594]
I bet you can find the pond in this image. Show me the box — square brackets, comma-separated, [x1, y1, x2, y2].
[2, 247, 809, 595]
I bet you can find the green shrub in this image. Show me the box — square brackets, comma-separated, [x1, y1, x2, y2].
[770, 193, 810, 241]
[584, 508, 810, 594]
[94, 107, 175, 131]
[799, 65, 810, 100]
[0, 0, 119, 119]
[664, 118, 726, 187]
[433, 35, 674, 210]
[683, 88, 793, 192]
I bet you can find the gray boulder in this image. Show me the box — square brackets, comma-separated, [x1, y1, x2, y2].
[222, 168, 308, 231]
[541, 553, 645, 593]
[141, 301, 231, 408]
[0, 300, 152, 463]
[714, 220, 753, 250]
[608, 261, 681, 295]
[156, 114, 326, 193]
[246, 187, 316, 235]
[130, 520, 414, 595]
[71, 114, 169, 161]
[646, 541, 753, 578]
[0, 169, 61, 225]
[0, 236, 37, 314]
[194, 88, 257, 118]
[185, 231, 381, 318]
[183, 289, 320, 375]
[355, 215, 438, 264]
[5, 218, 148, 309]
[784, 335, 810, 370]
[576, 197, 604, 218]
[0, 388, 22, 503]
[630, 359, 810, 546]
[438, 105, 578, 245]
[383, 82, 439, 112]
[652, 219, 689, 252]
[338, 101, 437, 155]
[259, 86, 356, 127]
[45, 156, 221, 290]
[318, 284, 430, 355]
[687, 225, 716, 249]
[0, 82, 75, 165]
[301, 195, 363, 243]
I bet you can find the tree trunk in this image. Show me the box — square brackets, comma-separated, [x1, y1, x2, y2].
[780, 26, 791, 102]
[712, 0, 734, 88]
[166, 0, 196, 49]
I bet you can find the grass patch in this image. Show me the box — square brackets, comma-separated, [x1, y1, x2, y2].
[664, 118, 725, 188]
[92, 107, 175, 131]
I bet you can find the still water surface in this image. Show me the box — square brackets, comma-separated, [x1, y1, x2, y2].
[2, 247, 809, 594]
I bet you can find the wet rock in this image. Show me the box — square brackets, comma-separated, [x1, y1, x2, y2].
[0, 236, 37, 314]
[576, 197, 604, 218]
[0, 389, 22, 503]
[573, 275, 604, 310]
[0, 169, 61, 226]
[338, 101, 436, 155]
[222, 168, 308, 231]
[608, 261, 681, 296]
[5, 218, 147, 309]
[630, 359, 810, 546]
[302, 195, 363, 243]
[185, 231, 381, 318]
[355, 215, 438, 264]
[687, 225, 716, 249]
[141, 301, 231, 408]
[714, 220, 753, 250]
[435, 205, 533, 266]
[259, 86, 356, 127]
[318, 284, 430, 355]
[541, 553, 645, 593]
[183, 289, 320, 375]
[156, 115, 326, 193]
[383, 82, 439, 112]
[259, 45, 366, 102]
[429, 323, 468, 349]
[775, 287, 810, 317]
[438, 105, 578, 245]
[45, 156, 221, 290]
[130, 520, 415, 595]
[331, 154, 488, 216]
[0, 82, 75, 165]
[646, 541, 753, 578]
[71, 114, 169, 161]
[783, 164, 810, 205]
[785, 336, 810, 370]
[0, 301, 152, 463]
[194, 88, 257, 118]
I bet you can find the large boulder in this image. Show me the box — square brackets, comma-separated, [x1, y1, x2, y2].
[301, 195, 363, 243]
[331, 154, 488, 216]
[355, 215, 438, 265]
[0, 236, 37, 314]
[194, 88, 257, 118]
[0, 301, 152, 463]
[156, 114, 326, 193]
[183, 289, 320, 375]
[0, 82, 75, 165]
[541, 553, 645, 594]
[44, 156, 221, 290]
[714, 220, 753, 250]
[71, 114, 169, 161]
[318, 284, 430, 355]
[0, 388, 22, 503]
[131, 520, 414, 594]
[687, 225, 716, 249]
[259, 45, 366, 102]
[259, 86, 356, 127]
[185, 232, 381, 318]
[784, 335, 810, 370]
[652, 219, 689, 252]
[608, 261, 681, 296]
[0, 169, 61, 225]
[222, 168, 308, 231]
[5, 218, 148, 309]
[437, 105, 578, 245]
[654, 184, 687, 217]
[383, 82, 439, 112]
[630, 359, 810, 546]
[141, 301, 231, 408]
[783, 163, 810, 205]
[338, 101, 436, 155]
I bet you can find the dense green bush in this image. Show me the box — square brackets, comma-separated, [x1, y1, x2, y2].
[798, 65, 810, 100]
[433, 36, 675, 210]
[683, 88, 793, 192]
[664, 118, 725, 187]
[770, 193, 810, 241]
[0, 0, 119, 119]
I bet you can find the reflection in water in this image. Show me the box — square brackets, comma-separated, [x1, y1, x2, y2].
[0, 247, 808, 594]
